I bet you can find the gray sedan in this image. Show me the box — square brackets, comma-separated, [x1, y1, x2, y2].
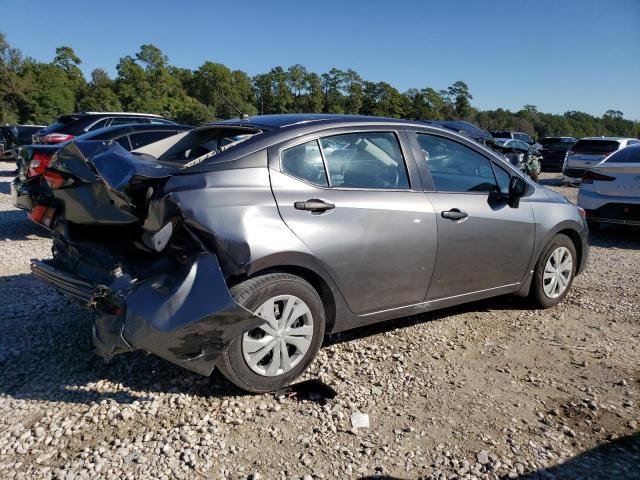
[31, 114, 589, 392]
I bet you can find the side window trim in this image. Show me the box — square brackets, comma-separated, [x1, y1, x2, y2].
[278, 129, 413, 191]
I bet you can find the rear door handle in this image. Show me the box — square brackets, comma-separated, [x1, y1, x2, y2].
[441, 209, 468, 221]
[294, 199, 335, 212]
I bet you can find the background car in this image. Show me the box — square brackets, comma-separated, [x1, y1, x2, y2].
[32, 111, 176, 144]
[577, 143, 640, 228]
[31, 114, 588, 393]
[12, 123, 192, 211]
[0, 124, 46, 160]
[421, 120, 494, 146]
[490, 130, 536, 145]
[538, 137, 576, 172]
[563, 137, 640, 182]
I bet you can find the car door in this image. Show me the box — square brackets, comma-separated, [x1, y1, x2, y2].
[269, 128, 437, 315]
[409, 131, 535, 300]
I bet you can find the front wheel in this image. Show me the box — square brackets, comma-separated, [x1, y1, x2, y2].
[529, 234, 577, 308]
[216, 273, 325, 393]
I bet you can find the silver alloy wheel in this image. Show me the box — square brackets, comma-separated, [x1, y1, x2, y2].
[241, 295, 314, 377]
[543, 246, 573, 299]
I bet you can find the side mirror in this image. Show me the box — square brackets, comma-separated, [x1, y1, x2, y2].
[508, 176, 527, 208]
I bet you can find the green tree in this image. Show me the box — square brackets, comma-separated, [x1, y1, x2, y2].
[447, 80, 473, 119]
[78, 68, 121, 111]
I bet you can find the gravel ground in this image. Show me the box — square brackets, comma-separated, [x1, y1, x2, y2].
[0, 163, 638, 480]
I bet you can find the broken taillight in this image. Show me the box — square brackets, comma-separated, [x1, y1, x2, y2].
[581, 171, 616, 184]
[27, 152, 53, 177]
[29, 205, 57, 228]
[44, 171, 75, 189]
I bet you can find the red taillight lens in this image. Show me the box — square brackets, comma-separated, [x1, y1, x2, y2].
[27, 152, 53, 177]
[28, 205, 56, 227]
[40, 133, 74, 144]
[581, 171, 616, 184]
[44, 171, 74, 189]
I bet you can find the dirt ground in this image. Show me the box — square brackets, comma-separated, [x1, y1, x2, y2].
[0, 164, 638, 480]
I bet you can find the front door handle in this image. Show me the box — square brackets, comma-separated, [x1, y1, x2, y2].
[441, 209, 468, 221]
[294, 199, 335, 212]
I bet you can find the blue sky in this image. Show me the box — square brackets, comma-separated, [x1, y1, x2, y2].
[2, 0, 639, 119]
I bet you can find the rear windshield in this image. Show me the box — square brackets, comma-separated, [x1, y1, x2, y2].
[39, 115, 86, 135]
[513, 133, 532, 143]
[603, 146, 640, 164]
[572, 140, 620, 155]
[491, 131, 511, 139]
[540, 138, 576, 149]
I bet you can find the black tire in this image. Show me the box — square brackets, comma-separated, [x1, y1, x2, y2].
[216, 273, 325, 393]
[529, 234, 577, 308]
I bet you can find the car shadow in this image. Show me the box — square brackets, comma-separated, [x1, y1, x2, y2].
[589, 224, 640, 250]
[0, 209, 50, 240]
[325, 293, 527, 347]
[519, 432, 639, 479]
[539, 177, 567, 187]
[0, 272, 250, 405]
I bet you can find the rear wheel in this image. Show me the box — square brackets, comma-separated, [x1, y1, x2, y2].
[529, 234, 577, 308]
[216, 273, 325, 393]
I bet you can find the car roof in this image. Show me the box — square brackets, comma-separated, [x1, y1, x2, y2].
[80, 111, 166, 118]
[420, 120, 492, 140]
[214, 113, 422, 130]
[82, 123, 192, 138]
[579, 137, 629, 141]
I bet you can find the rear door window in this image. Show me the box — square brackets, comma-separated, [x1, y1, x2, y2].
[417, 134, 498, 193]
[109, 117, 150, 126]
[320, 132, 410, 189]
[281, 140, 328, 187]
[87, 118, 109, 131]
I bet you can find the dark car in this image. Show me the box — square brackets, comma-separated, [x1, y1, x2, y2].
[32, 112, 176, 145]
[12, 123, 192, 211]
[538, 137, 576, 172]
[1, 124, 46, 160]
[30, 114, 589, 393]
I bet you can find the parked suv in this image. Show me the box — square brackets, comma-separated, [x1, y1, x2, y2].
[490, 130, 535, 145]
[30, 114, 589, 393]
[539, 137, 576, 172]
[563, 137, 640, 181]
[32, 112, 176, 144]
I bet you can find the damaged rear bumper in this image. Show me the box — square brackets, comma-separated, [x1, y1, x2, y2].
[31, 252, 264, 376]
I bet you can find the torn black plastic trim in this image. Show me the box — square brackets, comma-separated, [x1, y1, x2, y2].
[117, 252, 263, 376]
[32, 251, 264, 376]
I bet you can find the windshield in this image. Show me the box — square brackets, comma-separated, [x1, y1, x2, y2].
[491, 131, 511, 139]
[540, 138, 576, 149]
[514, 133, 533, 143]
[572, 140, 620, 155]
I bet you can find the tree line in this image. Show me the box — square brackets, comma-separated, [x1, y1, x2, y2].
[1, 33, 638, 140]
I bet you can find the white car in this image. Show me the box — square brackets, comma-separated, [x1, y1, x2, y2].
[578, 143, 640, 228]
[563, 137, 639, 183]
